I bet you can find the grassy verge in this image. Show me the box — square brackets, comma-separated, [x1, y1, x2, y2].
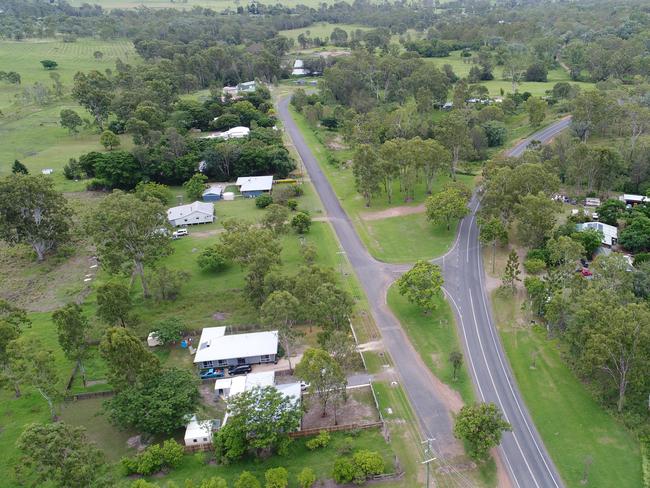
[386, 284, 474, 404]
[288, 105, 475, 262]
[490, 283, 642, 488]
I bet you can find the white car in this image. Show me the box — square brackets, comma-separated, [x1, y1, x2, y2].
[172, 228, 188, 239]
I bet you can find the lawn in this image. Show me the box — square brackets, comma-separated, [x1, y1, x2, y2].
[140, 427, 395, 486]
[287, 105, 477, 262]
[0, 38, 137, 187]
[386, 284, 474, 404]
[491, 289, 643, 488]
[424, 50, 594, 97]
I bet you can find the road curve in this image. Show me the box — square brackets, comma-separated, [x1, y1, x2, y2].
[277, 98, 460, 455]
[279, 95, 571, 486]
[437, 116, 572, 488]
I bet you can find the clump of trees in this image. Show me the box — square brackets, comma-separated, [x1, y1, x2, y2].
[453, 402, 512, 460]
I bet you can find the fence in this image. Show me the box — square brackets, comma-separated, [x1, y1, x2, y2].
[184, 443, 213, 454]
[288, 421, 383, 438]
[65, 390, 114, 402]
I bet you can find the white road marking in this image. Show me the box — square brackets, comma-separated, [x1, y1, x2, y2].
[474, 246, 562, 488]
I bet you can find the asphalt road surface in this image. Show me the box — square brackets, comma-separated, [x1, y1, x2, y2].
[278, 98, 459, 455]
[434, 117, 572, 488]
[278, 96, 570, 487]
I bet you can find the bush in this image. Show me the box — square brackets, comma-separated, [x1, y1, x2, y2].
[148, 266, 189, 301]
[333, 450, 384, 485]
[332, 457, 356, 484]
[286, 199, 298, 211]
[63, 158, 83, 180]
[634, 252, 650, 266]
[150, 318, 184, 345]
[86, 178, 109, 191]
[526, 248, 549, 263]
[352, 449, 385, 482]
[305, 430, 330, 450]
[197, 243, 229, 272]
[121, 440, 184, 476]
[523, 258, 546, 274]
[297, 467, 316, 488]
[291, 212, 312, 234]
[256, 194, 273, 208]
[265, 467, 288, 488]
[235, 471, 261, 488]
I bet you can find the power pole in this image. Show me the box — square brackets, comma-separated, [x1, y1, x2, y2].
[421, 438, 436, 488]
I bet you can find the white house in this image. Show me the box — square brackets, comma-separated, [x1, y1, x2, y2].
[235, 175, 274, 198]
[184, 415, 220, 447]
[214, 370, 275, 399]
[576, 221, 618, 247]
[292, 59, 310, 76]
[167, 201, 214, 227]
[217, 372, 302, 427]
[194, 327, 278, 370]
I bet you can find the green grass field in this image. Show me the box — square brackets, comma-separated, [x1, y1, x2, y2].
[386, 284, 474, 404]
[0, 38, 136, 184]
[491, 289, 642, 488]
[280, 22, 370, 44]
[288, 105, 476, 262]
[425, 50, 594, 97]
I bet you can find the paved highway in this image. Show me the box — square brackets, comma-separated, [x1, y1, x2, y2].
[434, 117, 572, 487]
[278, 96, 570, 486]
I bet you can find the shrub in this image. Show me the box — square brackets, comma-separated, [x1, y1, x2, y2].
[332, 457, 356, 484]
[286, 199, 298, 211]
[122, 440, 184, 476]
[526, 248, 549, 264]
[523, 258, 546, 274]
[86, 178, 109, 191]
[481, 121, 507, 147]
[634, 252, 650, 266]
[297, 467, 316, 488]
[63, 158, 83, 180]
[197, 243, 229, 272]
[352, 449, 384, 482]
[235, 471, 261, 488]
[150, 318, 184, 345]
[265, 467, 288, 488]
[305, 430, 330, 450]
[291, 212, 312, 234]
[256, 194, 273, 208]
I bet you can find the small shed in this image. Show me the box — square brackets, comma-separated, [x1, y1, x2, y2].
[184, 415, 220, 447]
[167, 201, 214, 227]
[222, 192, 235, 201]
[41, 168, 53, 175]
[235, 175, 274, 198]
[147, 332, 162, 347]
[214, 371, 275, 399]
[576, 221, 618, 247]
[202, 185, 223, 202]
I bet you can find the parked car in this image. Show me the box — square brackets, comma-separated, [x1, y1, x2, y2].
[228, 364, 252, 376]
[300, 381, 310, 391]
[200, 368, 225, 379]
[172, 228, 188, 239]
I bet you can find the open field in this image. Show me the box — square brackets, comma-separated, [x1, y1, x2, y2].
[280, 22, 370, 43]
[69, 0, 351, 8]
[386, 284, 474, 404]
[0, 38, 137, 184]
[484, 244, 643, 488]
[288, 105, 477, 262]
[424, 50, 594, 97]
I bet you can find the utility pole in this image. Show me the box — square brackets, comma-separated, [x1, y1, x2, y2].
[421, 438, 436, 488]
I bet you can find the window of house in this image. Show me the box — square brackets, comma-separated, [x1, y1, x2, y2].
[193, 439, 197, 443]
[261, 354, 271, 362]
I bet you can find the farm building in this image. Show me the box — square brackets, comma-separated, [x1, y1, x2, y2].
[235, 175, 274, 198]
[576, 221, 618, 247]
[202, 185, 223, 202]
[200, 126, 250, 141]
[194, 327, 278, 370]
[183, 415, 220, 447]
[619, 193, 649, 206]
[167, 201, 214, 227]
